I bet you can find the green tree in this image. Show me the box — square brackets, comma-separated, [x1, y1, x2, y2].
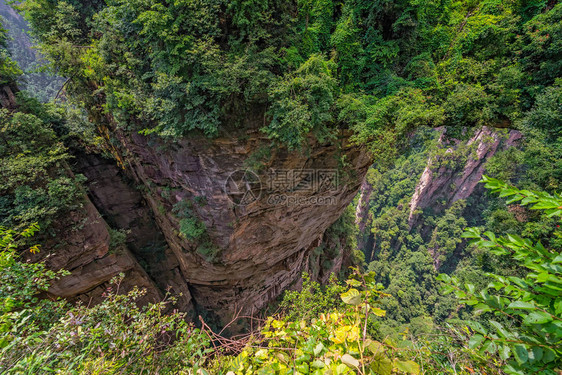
[439, 176, 562, 374]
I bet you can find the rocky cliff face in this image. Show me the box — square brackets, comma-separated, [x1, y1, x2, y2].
[0, 83, 18, 110]
[39, 197, 160, 305]
[0, 84, 163, 308]
[2, 69, 370, 327]
[408, 127, 521, 228]
[101, 128, 371, 323]
[355, 179, 373, 252]
[68, 151, 193, 311]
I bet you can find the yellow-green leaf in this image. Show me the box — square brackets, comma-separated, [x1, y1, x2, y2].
[394, 359, 420, 374]
[340, 289, 362, 305]
[341, 354, 360, 368]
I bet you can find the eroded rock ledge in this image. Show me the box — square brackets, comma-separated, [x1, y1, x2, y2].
[30, 114, 370, 325]
[102, 129, 371, 323]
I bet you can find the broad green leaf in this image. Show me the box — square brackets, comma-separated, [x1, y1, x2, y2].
[506, 194, 523, 204]
[499, 344, 510, 360]
[531, 200, 561, 210]
[368, 341, 384, 355]
[468, 334, 485, 349]
[523, 311, 553, 325]
[543, 347, 556, 363]
[313, 343, 324, 356]
[340, 289, 362, 305]
[230, 351, 248, 371]
[521, 196, 538, 205]
[394, 360, 420, 374]
[254, 349, 268, 359]
[507, 301, 535, 310]
[513, 344, 528, 364]
[473, 303, 493, 314]
[482, 340, 497, 355]
[371, 307, 386, 317]
[341, 354, 359, 368]
[466, 321, 487, 335]
[364, 272, 376, 284]
[311, 359, 325, 369]
[530, 346, 543, 363]
[489, 321, 512, 339]
[370, 356, 392, 375]
[499, 188, 517, 197]
[335, 364, 349, 374]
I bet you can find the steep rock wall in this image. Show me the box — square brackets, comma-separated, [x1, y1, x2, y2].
[1, 75, 370, 324]
[408, 127, 521, 228]
[355, 179, 373, 252]
[108, 129, 371, 323]
[0, 82, 162, 308]
[354, 127, 521, 268]
[70, 151, 193, 311]
[25, 165, 164, 307]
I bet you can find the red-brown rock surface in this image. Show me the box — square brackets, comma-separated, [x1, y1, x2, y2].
[105, 129, 371, 323]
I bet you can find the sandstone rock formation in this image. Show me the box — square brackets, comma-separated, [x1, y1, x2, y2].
[408, 127, 521, 228]
[100, 128, 371, 324]
[355, 179, 373, 252]
[2, 70, 371, 327]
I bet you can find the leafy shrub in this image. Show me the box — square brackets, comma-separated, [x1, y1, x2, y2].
[439, 176, 562, 374]
[0, 107, 83, 231]
[0, 230, 211, 374]
[172, 200, 205, 240]
[0, 224, 68, 350]
[223, 268, 421, 375]
[279, 273, 346, 323]
[179, 217, 206, 241]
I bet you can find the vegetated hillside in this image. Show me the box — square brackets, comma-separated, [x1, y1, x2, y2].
[1, 179, 560, 374]
[354, 121, 560, 331]
[0, 0, 560, 373]
[0, 29, 170, 308]
[0, 0, 63, 101]
[1, 0, 372, 325]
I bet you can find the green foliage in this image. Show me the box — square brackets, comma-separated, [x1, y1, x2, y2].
[18, 0, 561, 157]
[0, 225, 68, 349]
[0, 106, 84, 230]
[172, 200, 220, 262]
[439, 177, 562, 374]
[3, 1, 561, 373]
[0, 4, 64, 102]
[224, 268, 421, 375]
[265, 54, 337, 149]
[279, 273, 346, 323]
[0, 228, 513, 374]
[108, 227, 128, 252]
[0, 23, 21, 85]
[361, 130, 468, 324]
[427, 201, 468, 270]
[2, 285, 212, 374]
[521, 81, 562, 139]
[0, 227, 212, 374]
[178, 217, 206, 241]
[172, 200, 206, 241]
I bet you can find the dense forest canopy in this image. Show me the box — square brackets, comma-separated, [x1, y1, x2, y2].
[18, 0, 562, 152]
